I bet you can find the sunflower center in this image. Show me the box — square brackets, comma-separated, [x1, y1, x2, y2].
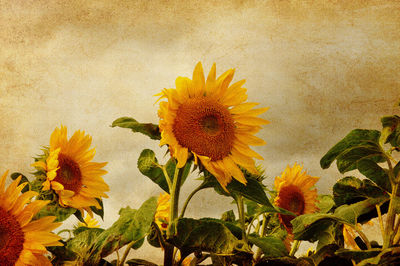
[0, 207, 25, 265]
[55, 153, 83, 193]
[172, 98, 235, 161]
[276, 185, 306, 231]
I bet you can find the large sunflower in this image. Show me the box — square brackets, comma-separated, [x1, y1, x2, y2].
[33, 126, 109, 213]
[0, 170, 62, 265]
[157, 62, 269, 187]
[274, 163, 319, 233]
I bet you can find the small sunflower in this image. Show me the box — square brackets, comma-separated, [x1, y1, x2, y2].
[33, 126, 109, 214]
[154, 192, 170, 232]
[77, 215, 100, 228]
[157, 62, 269, 188]
[274, 163, 319, 233]
[0, 170, 62, 265]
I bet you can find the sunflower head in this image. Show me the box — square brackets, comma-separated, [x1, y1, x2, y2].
[154, 192, 170, 232]
[274, 163, 319, 233]
[77, 215, 100, 228]
[32, 126, 109, 215]
[157, 62, 269, 188]
[0, 170, 62, 265]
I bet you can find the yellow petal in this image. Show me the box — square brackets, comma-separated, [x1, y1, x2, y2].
[192, 62, 205, 95]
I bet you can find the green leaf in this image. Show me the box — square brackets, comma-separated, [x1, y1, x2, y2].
[316, 195, 335, 213]
[334, 196, 388, 224]
[35, 203, 77, 222]
[199, 218, 243, 240]
[381, 115, 400, 145]
[11, 172, 30, 193]
[126, 259, 158, 266]
[248, 235, 288, 257]
[320, 129, 382, 169]
[292, 197, 388, 243]
[333, 176, 388, 206]
[171, 218, 251, 256]
[335, 145, 385, 174]
[221, 210, 236, 222]
[137, 149, 192, 193]
[357, 159, 391, 192]
[79, 197, 157, 264]
[335, 249, 382, 263]
[67, 228, 105, 262]
[90, 198, 105, 220]
[112, 117, 160, 140]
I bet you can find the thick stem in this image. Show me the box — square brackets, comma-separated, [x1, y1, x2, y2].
[236, 195, 248, 243]
[384, 183, 399, 249]
[167, 165, 183, 239]
[179, 183, 206, 218]
[165, 164, 184, 266]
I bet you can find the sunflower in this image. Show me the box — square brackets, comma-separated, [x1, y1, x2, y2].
[274, 163, 319, 233]
[154, 192, 170, 232]
[32, 126, 109, 214]
[0, 170, 62, 265]
[156, 62, 269, 187]
[77, 215, 100, 228]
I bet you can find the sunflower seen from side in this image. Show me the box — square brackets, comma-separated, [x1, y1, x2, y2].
[157, 62, 269, 188]
[274, 163, 319, 234]
[0, 170, 62, 266]
[33, 126, 109, 215]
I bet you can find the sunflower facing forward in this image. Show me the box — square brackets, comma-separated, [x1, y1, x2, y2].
[274, 163, 319, 233]
[0, 170, 62, 265]
[33, 126, 109, 214]
[157, 62, 269, 187]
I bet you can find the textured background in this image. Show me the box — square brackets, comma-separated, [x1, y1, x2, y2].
[1, 0, 399, 263]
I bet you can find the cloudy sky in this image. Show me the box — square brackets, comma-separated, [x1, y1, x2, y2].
[1, 0, 399, 262]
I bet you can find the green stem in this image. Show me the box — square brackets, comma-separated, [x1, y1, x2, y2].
[236, 195, 247, 243]
[167, 164, 182, 239]
[289, 240, 300, 257]
[161, 164, 173, 191]
[255, 214, 269, 261]
[165, 163, 184, 266]
[384, 182, 399, 249]
[179, 182, 207, 218]
[119, 235, 147, 266]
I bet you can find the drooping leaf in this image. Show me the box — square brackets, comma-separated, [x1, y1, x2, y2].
[112, 117, 160, 140]
[357, 247, 400, 266]
[320, 129, 382, 169]
[35, 203, 77, 222]
[78, 197, 157, 265]
[198, 218, 243, 240]
[356, 159, 391, 192]
[11, 172, 30, 193]
[335, 145, 384, 173]
[171, 218, 251, 257]
[248, 235, 288, 257]
[137, 149, 192, 193]
[333, 176, 388, 206]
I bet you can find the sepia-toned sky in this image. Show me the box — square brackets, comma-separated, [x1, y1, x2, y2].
[1, 0, 399, 262]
